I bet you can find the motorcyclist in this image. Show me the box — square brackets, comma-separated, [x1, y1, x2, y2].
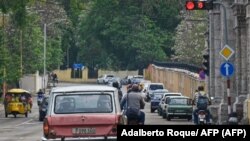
[192, 86, 211, 124]
[120, 84, 145, 125]
[37, 89, 44, 106]
[112, 81, 123, 103]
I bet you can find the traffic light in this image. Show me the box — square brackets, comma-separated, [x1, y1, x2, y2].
[185, 0, 213, 10]
[202, 53, 209, 76]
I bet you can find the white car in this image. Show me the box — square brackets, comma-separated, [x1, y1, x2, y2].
[145, 83, 165, 102]
[97, 74, 115, 84]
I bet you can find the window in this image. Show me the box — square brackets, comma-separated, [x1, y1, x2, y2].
[149, 84, 164, 90]
[54, 94, 113, 114]
[169, 98, 189, 105]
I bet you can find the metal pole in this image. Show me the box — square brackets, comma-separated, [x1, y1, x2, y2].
[227, 79, 231, 114]
[214, 1, 231, 116]
[213, 1, 228, 44]
[44, 24, 47, 92]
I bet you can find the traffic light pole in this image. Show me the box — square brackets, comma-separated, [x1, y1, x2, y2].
[213, 1, 231, 116]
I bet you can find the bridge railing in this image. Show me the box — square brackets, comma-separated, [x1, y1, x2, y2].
[145, 63, 206, 98]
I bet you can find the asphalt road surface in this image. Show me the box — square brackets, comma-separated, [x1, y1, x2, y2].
[0, 82, 193, 141]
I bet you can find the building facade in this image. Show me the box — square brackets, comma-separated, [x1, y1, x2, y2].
[208, 0, 250, 124]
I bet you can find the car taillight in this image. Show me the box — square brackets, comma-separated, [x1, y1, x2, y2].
[117, 114, 125, 125]
[43, 119, 49, 138]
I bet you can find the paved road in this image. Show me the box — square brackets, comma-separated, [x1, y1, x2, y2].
[0, 82, 193, 141]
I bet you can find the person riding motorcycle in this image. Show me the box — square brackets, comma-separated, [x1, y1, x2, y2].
[120, 84, 145, 125]
[192, 86, 211, 124]
[112, 81, 123, 103]
[37, 89, 44, 106]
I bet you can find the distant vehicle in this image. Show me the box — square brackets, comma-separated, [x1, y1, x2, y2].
[39, 96, 49, 121]
[158, 92, 182, 117]
[145, 83, 165, 102]
[42, 85, 126, 141]
[150, 89, 169, 113]
[107, 77, 122, 88]
[96, 74, 115, 84]
[130, 75, 144, 84]
[120, 75, 133, 85]
[163, 96, 193, 121]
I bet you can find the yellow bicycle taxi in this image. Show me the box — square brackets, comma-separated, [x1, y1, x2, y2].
[4, 88, 33, 118]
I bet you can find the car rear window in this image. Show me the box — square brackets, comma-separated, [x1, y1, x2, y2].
[54, 94, 113, 114]
[153, 93, 163, 99]
[169, 98, 190, 105]
[149, 84, 164, 90]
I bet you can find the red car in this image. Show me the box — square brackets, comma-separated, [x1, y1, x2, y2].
[42, 85, 126, 141]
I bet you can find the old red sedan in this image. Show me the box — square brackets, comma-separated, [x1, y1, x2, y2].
[42, 85, 126, 141]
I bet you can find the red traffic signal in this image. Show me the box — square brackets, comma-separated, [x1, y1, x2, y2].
[186, 1, 195, 10]
[185, 1, 213, 10]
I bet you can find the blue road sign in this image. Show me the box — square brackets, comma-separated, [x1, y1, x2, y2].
[73, 63, 83, 69]
[220, 62, 234, 77]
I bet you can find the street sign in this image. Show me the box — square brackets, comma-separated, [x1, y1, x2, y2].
[220, 62, 234, 77]
[199, 69, 205, 80]
[73, 63, 84, 69]
[219, 44, 234, 60]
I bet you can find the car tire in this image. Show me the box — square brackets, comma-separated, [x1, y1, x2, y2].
[150, 108, 154, 113]
[162, 113, 166, 118]
[39, 115, 43, 121]
[187, 116, 192, 121]
[166, 115, 171, 121]
[25, 112, 28, 118]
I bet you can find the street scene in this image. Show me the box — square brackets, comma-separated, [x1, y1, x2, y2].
[0, 0, 250, 141]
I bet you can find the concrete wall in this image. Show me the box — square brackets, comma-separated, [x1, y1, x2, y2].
[146, 64, 206, 98]
[20, 71, 42, 94]
[54, 68, 88, 83]
[98, 70, 139, 78]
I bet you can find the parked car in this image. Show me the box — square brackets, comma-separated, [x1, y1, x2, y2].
[39, 96, 49, 121]
[150, 89, 169, 113]
[96, 74, 115, 84]
[158, 92, 182, 117]
[163, 96, 193, 121]
[42, 85, 126, 141]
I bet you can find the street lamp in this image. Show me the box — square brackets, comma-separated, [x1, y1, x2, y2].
[43, 19, 67, 92]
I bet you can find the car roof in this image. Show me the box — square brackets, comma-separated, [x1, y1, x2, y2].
[51, 85, 117, 93]
[167, 95, 190, 99]
[164, 92, 182, 95]
[149, 83, 164, 85]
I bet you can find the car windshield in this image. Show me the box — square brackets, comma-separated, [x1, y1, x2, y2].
[149, 84, 164, 90]
[169, 98, 190, 105]
[154, 93, 163, 99]
[54, 93, 113, 114]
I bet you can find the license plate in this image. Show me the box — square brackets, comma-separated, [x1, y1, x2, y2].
[175, 110, 184, 112]
[72, 128, 96, 134]
[199, 114, 205, 119]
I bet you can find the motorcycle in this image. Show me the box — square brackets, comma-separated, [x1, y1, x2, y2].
[197, 110, 210, 125]
[37, 94, 44, 106]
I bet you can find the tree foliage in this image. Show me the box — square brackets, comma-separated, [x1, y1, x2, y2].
[172, 11, 208, 66]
